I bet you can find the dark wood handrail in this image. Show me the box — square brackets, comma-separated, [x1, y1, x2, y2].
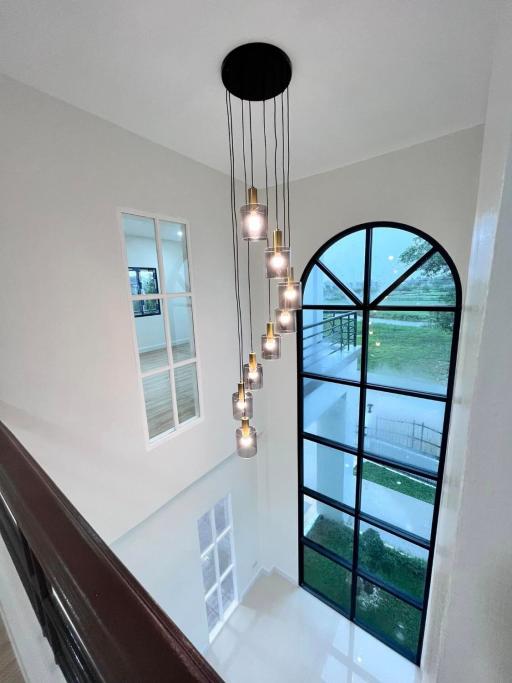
[0, 421, 223, 682]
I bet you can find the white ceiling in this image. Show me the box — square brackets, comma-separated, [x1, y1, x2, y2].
[0, 1, 499, 181]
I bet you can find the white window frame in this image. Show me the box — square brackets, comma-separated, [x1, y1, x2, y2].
[199, 495, 238, 642]
[118, 208, 203, 448]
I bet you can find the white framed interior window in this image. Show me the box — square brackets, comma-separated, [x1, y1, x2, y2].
[197, 495, 238, 642]
[120, 210, 201, 443]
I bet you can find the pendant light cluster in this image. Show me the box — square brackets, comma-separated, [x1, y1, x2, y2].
[222, 43, 302, 458]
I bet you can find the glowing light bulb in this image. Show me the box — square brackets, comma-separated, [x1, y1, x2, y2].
[369, 330, 374, 335]
[265, 338, 276, 351]
[375, 341, 381, 347]
[270, 252, 286, 269]
[248, 370, 258, 380]
[285, 286, 297, 300]
[240, 435, 253, 448]
[247, 211, 264, 234]
[279, 310, 291, 325]
[177, 230, 183, 237]
[388, 255, 394, 261]
[236, 399, 246, 411]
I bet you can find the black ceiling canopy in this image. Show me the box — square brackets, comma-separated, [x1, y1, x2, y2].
[221, 42, 292, 101]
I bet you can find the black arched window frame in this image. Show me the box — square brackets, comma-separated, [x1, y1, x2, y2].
[297, 221, 462, 664]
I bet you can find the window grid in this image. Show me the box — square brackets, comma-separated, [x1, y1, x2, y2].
[199, 496, 238, 642]
[297, 222, 462, 665]
[121, 211, 200, 442]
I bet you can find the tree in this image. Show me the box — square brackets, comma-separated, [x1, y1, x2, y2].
[399, 237, 450, 276]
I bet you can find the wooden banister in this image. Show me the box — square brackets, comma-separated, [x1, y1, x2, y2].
[0, 421, 223, 682]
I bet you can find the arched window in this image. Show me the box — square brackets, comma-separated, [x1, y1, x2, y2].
[298, 222, 461, 664]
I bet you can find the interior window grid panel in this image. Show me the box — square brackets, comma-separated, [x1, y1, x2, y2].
[121, 212, 200, 441]
[198, 496, 238, 641]
[297, 222, 461, 664]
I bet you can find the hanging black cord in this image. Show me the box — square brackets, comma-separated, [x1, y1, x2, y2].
[286, 88, 291, 249]
[226, 92, 242, 376]
[281, 93, 287, 246]
[247, 98, 254, 351]
[273, 97, 279, 226]
[241, 100, 248, 201]
[263, 99, 271, 319]
[226, 91, 244, 378]
[249, 101, 254, 188]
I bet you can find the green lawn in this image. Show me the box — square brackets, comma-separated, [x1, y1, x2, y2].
[355, 314, 453, 385]
[361, 461, 436, 504]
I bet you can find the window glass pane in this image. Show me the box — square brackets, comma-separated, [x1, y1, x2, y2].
[360, 460, 434, 540]
[160, 220, 190, 293]
[355, 577, 421, 660]
[364, 389, 445, 473]
[174, 363, 199, 424]
[214, 497, 229, 535]
[133, 301, 168, 373]
[303, 545, 352, 613]
[367, 312, 453, 394]
[358, 522, 428, 601]
[201, 550, 216, 593]
[303, 439, 357, 509]
[206, 590, 220, 633]
[304, 495, 354, 563]
[381, 252, 456, 306]
[168, 296, 195, 362]
[319, 230, 365, 301]
[122, 214, 160, 292]
[302, 310, 362, 381]
[370, 228, 430, 302]
[142, 372, 174, 438]
[197, 512, 213, 553]
[217, 533, 232, 576]
[221, 571, 235, 612]
[303, 265, 354, 306]
[303, 378, 359, 449]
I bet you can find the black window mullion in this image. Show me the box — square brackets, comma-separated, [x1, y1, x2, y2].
[301, 486, 355, 517]
[350, 227, 372, 619]
[302, 430, 439, 480]
[298, 222, 462, 664]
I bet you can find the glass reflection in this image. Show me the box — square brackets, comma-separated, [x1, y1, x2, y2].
[367, 311, 453, 394]
[303, 439, 357, 509]
[355, 578, 421, 660]
[358, 522, 428, 601]
[360, 459, 434, 540]
[304, 495, 354, 562]
[364, 389, 445, 473]
[303, 379, 359, 449]
[303, 545, 352, 613]
[302, 310, 362, 381]
[303, 264, 354, 306]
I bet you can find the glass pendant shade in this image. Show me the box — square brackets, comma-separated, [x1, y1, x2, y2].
[275, 307, 296, 334]
[241, 188, 268, 241]
[243, 352, 263, 390]
[261, 321, 281, 360]
[236, 417, 257, 458]
[232, 383, 253, 420]
[278, 268, 302, 310]
[265, 228, 290, 279]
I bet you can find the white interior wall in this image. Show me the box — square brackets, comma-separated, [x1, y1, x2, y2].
[111, 451, 260, 654]
[0, 74, 248, 544]
[424, 4, 512, 681]
[253, 125, 483, 577]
